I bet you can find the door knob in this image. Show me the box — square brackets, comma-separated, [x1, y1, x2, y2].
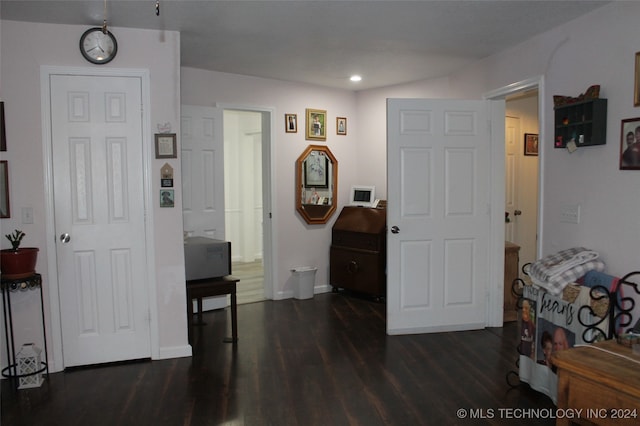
[391, 226, 400, 234]
[514, 210, 522, 216]
[60, 233, 71, 243]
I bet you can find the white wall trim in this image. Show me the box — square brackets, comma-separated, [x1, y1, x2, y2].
[40, 65, 159, 371]
[483, 75, 546, 327]
[158, 344, 192, 360]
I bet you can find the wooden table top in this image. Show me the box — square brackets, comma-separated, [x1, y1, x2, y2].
[552, 339, 640, 398]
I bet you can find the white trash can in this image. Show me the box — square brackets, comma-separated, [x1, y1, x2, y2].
[291, 266, 317, 300]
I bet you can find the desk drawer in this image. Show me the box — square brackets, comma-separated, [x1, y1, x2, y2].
[568, 375, 640, 425]
[332, 230, 383, 251]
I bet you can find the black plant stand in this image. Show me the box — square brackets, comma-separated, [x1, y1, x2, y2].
[1, 273, 48, 387]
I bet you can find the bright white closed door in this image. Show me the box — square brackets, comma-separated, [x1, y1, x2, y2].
[50, 74, 150, 367]
[387, 98, 502, 334]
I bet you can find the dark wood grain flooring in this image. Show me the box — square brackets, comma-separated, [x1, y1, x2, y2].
[1, 293, 554, 425]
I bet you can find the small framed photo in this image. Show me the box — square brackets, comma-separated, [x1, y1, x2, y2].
[306, 108, 326, 141]
[524, 133, 539, 156]
[635, 52, 640, 107]
[336, 117, 347, 135]
[0, 102, 6, 152]
[0, 160, 9, 218]
[160, 189, 175, 207]
[620, 117, 640, 170]
[285, 114, 297, 133]
[155, 133, 177, 159]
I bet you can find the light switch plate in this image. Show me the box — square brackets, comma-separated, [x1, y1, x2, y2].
[21, 207, 34, 224]
[560, 204, 580, 224]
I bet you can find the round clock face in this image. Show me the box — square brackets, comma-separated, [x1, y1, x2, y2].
[80, 27, 118, 65]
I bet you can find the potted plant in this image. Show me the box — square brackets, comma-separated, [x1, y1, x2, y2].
[1, 229, 39, 279]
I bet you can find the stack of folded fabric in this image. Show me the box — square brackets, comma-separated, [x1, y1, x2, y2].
[529, 247, 606, 296]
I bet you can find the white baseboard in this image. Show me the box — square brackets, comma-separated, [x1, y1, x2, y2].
[157, 344, 192, 360]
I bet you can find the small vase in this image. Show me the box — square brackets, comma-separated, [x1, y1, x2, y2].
[0, 247, 39, 279]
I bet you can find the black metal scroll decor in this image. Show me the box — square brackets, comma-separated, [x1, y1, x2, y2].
[505, 266, 640, 388]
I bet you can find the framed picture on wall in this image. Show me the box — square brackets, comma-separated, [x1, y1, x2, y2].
[0, 160, 9, 218]
[336, 117, 347, 135]
[305, 108, 326, 141]
[155, 133, 177, 159]
[524, 133, 539, 156]
[635, 52, 640, 107]
[620, 117, 640, 170]
[1, 102, 6, 152]
[285, 114, 297, 133]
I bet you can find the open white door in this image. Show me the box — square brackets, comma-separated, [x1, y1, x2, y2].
[387, 98, 504, 334]
[181, 105, 227, 311]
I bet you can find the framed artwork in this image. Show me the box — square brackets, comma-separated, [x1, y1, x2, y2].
[285, 113, 297, 133]
[155, 133, 177, 159]
[0, 101, 6, 152]
[303, 151, 328, 188]
[619, 117, 640, 170]
[160, 189, 175, 207]
[305, 108, 326, 141]
[524, 133, 539, 156]
[635, 52, 640, 107]
[0, 160, 9, 218]
[336, 117, 347, 135]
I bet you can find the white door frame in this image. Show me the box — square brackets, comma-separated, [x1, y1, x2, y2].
[40, 66, 158, 372]
[217, 103, 277, 300]
[484, 75, 545, 326]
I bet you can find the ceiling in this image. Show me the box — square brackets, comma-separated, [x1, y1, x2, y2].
[1, 0, 609, 91]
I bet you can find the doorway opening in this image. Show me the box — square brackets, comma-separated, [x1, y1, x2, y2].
[223, 109, 268, 305]
[486, 77, 543, 325]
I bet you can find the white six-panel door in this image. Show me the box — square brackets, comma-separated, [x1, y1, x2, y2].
[387, 98, 501, 334]
[181, 105, 227, 311]
[50, 74, 150, 367]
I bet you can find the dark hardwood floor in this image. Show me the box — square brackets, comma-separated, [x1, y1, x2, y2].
[1, 293, 554, 425]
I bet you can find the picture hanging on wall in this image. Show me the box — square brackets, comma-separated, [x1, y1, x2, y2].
[524, 133, 539, 156]
[285, 114, 297, 133]
[305, 108, 326, 141]
[336, 117, 347, 135]
[635, 52, 640, 107]
[620, 117, 640, 170]
[1, 101, 6, 152]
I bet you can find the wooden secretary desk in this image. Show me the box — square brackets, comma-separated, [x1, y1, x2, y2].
[330, 206, 386, 299]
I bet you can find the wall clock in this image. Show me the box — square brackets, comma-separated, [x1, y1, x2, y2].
[79, 27, 118, 65]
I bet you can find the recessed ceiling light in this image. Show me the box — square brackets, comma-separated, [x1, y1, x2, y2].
[350, 75, 362, 82]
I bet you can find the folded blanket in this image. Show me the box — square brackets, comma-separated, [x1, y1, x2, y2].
[529, 247, 606, 296]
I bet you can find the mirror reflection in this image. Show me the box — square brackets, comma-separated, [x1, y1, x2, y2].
[296, 145, 338, 224]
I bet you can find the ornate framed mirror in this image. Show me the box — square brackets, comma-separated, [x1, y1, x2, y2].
[295, 145, 338, 224]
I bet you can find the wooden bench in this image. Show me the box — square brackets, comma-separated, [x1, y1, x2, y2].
[186, 276, 239, 344]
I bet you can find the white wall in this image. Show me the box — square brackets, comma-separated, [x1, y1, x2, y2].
[0, 21, 189, 370]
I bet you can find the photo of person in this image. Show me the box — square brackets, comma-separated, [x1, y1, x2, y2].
[305, 109, 326, 141]
[312, 114, 322, 136]
[160, 189, 174, 207]
[620, 118, 640, 169]
[536, 318, 576, 373]
[537, 331, 553, 368]
[337, 117, 347, 135]
[520, 298, 536, 359]
[285, 113, 297, 133]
